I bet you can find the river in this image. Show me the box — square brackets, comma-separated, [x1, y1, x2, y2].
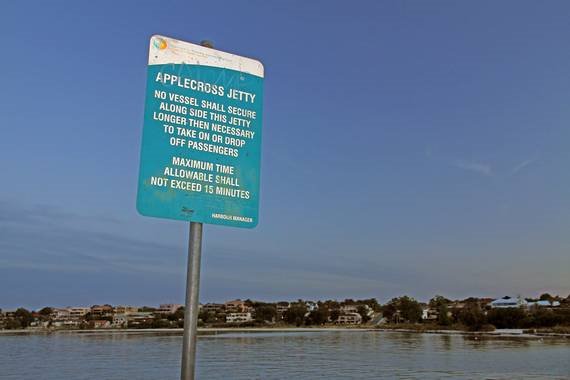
[1, 330, 568, 379]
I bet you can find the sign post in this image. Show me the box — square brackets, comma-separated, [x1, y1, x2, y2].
[136, 35, 264, 379]
[181, 221, 202, 380]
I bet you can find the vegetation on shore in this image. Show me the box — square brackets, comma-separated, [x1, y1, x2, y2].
[2, 293, 569, 334]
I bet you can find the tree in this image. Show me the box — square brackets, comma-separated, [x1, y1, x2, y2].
[198, 310, 214, 324]
[392, 296, 422, 323]
[320, 300, 340, 311]
[329, 308, 340, 323]
[357, 305, 371, 323]
[382, 296, 422, 324]
[255, 305, 277, 323]
[429, 295, 451, 308]
[173, 307, 184, 320]
[151, 318, 170, 329]
[284, 304, 307, 326]
[167, 308, 184, 322]
[457, 304, 486, 330]
[5, 319, 22, 329]
[381, 302, 398, 323]
[358, 298, 381, 312]
[400, 297, 422, 323]
[539, 293, 554, 302]
[38, 307, 53, 316]
[15, 308, 33, 328]
[306, 308, 329, 325]
[437, 304, 452, 326]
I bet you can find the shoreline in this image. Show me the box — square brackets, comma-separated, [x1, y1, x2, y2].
[1, 327, 568, 340]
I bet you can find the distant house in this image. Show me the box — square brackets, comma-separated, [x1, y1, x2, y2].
[114, 305, 139, 315]
[52, 320, 80, 328]
[51, 308, 71, 321]
[126, 312, 154, 326]
[225, 300, 250, 313]
[30, 320, 50, 328]
[68, 307, 90, 319]
[91, 305, 113, 317]
[156, 304, 183, 315]
[201, 303, 224, 313]
[489, 296, 528, 309]
[422, 307, 439, 321]
[3, 310, 17, 318]
[126, 311, 154, 327]
[305, 301, 318, 312]
[340, 305, 359, 314]
[337, 313, 362, 325]
[92, 320, 111, 329]
[447, 301, 466, 313]
[226, 312, 253, 323]
[340, 304, 373, 318]
[527, 300, 560, 308]
[112, 314, 128, 328]
[276, 302, 290, 318]
[64, 320, 81, 327]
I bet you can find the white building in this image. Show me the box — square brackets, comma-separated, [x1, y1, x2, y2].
[489, 296, 528, 309]
[226, 312, 253, 323]
[92, 320, 111, 329]
[51, 308, 71, 320]
[52, 320, 80, 328]
[113, 314, 128, 328]
[340, 304, 373, 318]
[422, 307, 438, 321]
[527, 300, 561, 308]
[340, 305, 359, 314]
[30, 320, 50, 328]
[337, 312, 362, 325]
[305, 301, 318, 312]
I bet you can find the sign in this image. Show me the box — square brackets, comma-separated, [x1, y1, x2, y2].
[137, 35, 264, 228]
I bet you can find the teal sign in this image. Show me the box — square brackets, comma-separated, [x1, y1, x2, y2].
[137, 36, 264, 228]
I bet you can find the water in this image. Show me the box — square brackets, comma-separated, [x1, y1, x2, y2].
[1, 330, 569, 379]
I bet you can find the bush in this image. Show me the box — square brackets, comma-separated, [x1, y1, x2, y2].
[437, 304, 452, 326]
[487, 308, 526, 329]
[457, 305, 486, 331]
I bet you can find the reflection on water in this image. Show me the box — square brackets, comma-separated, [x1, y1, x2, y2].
[0, 331, 568, 379]
[440, 334, 452, 351]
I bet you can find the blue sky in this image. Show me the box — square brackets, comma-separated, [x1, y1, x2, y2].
[1, 1, 569, 309]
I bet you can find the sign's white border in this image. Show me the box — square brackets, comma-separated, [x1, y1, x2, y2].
[149, 35, 264, 78]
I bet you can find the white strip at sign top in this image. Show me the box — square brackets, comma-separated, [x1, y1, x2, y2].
[148, 35, 264, 78]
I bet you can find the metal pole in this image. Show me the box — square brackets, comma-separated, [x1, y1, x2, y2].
[180, 40, 213, 380]
[181, 221, 203, 380]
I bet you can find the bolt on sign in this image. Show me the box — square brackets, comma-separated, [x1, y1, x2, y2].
[137, 35, 264, 228]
